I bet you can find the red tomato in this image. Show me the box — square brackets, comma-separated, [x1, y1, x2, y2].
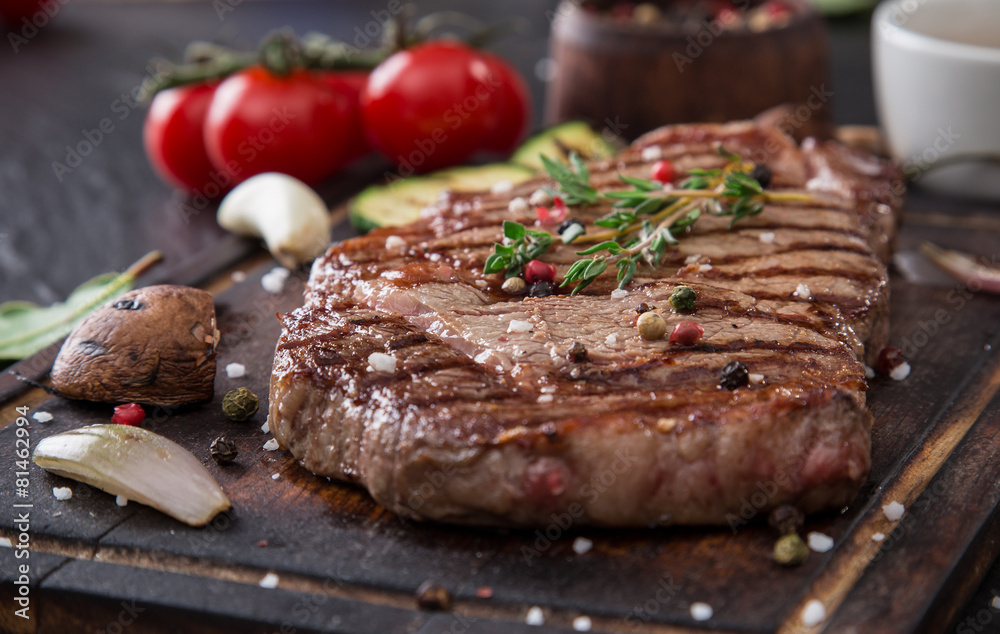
[143, 82, 220, 194]
[479, 55, 531, 154]
[204, 67, 355, 186]
[317, 71, 372, 163]
[361, 41, 531, 173]
[0, 0, 45, 23]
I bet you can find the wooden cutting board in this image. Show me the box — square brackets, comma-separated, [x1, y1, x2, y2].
[2, 194, 1000, 634]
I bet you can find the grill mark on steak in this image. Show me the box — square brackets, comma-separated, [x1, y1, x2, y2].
[269, 116, 903, 527]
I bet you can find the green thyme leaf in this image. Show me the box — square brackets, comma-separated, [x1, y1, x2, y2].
[576, 240, 624, 256]
[503, 220, 525, 241]
[617, 173, 661, 192]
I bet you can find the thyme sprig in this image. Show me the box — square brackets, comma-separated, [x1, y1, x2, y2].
[484, 146, 817, 294]
[483, 221, 553, 278]
[539, 153, 599, 206]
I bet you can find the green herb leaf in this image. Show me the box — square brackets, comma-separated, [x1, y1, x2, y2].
[616, 258, 637, 288]
[503, 220, 525, 241]
[540, 153, 599, 206]
[484, 252, 509, 274]
[576, 241, 624, 256]
[617, 173, 661, 192]
[0, 251, 162, 361]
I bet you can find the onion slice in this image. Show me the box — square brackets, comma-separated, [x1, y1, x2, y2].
[920, 242, 1000, 294]
[33, 424, 231, 527]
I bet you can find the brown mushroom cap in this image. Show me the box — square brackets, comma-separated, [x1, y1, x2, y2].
[50, 285, 218, 407]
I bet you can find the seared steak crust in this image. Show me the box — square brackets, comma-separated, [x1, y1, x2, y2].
[269, 118, 903, 527]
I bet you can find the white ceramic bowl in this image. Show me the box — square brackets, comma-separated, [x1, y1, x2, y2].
[872, 0, 1000, 199]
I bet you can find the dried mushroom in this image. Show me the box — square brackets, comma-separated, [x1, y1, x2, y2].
[49, 285, 218, 407]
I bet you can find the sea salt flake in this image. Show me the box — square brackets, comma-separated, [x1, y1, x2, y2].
[807, 532, 834, 552]
[271, 473, 280, 480]
[508, 197, 529, 214]
[749, 373, 765, 384]
[529, 188, 552, 207]
[605, 333, 618, 345]
[537, 394, 554, 403]
[690, 602, 713, 621]
[640, 146, 663, 161]
[526, 606, 545, 626]
[367, 352, 397, 373]
[865, 365, 876, 379]
[610, 288, 629, 299]
[490, 180, 513, 194]
[0, 537, 12, 548]
[890, 361, 911, 381]
[263, 438, 280, 451]
[225, 362, 246, 379]
[385, 235, 406, 250]
[261, 267, 290, 294]
[508, 319, 533, 333]
[794, 283, 812, 299]
[261, 418, 271, 434]
[116, 495, 128, 507]
[572, 615, 592, 631]
[685, 254, 702, 265]
[259, 572, 279, 589]
[883, 501, 905, 521]
[33, 411, 53, 423]
[872, 532, 886, 542]
[52, 487, 72, 501]
[572, 537, 593, 554]
[698, 264, 713, 273]
[759, 231, 776, 243]
[801, 599, 826, 626]
[231, 270, 247, 283]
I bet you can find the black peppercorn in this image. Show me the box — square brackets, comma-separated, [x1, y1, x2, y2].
[210, 436, 238, 465]
[635, 303, 654, 315]
[719, 360, 749, 390]
[768, 505, 805, 536]
[528, 281, 555, 297]
[750, 164, 773, 189]
[415, 580, 452, 611]
[568, 342, 588, 362]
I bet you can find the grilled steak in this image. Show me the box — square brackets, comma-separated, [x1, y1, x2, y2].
[269, 117, 904, 527]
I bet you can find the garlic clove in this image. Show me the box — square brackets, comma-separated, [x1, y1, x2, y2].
[217, 172, 332, 269]
[33, 424, 231, 527]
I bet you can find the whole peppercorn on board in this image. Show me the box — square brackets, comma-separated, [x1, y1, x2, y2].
[3, 141, 1000, 634]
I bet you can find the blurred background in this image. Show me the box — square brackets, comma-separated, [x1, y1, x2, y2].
[0, 0, 876, 305]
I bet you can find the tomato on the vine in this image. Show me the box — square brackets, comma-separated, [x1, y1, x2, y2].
[360, 41, 531, 173]
[317, 70, 372, 163]
[204, 67, 358, 186]
[143, 82, 220, 194]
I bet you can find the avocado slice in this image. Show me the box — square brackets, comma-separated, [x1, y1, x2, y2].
[349, 163, 535, 233]
[511, 121, 620, 171]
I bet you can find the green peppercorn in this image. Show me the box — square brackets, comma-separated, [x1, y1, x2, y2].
[669, 286, 697, 313]
[222, 387, 259, 421]
[773, 533, 809, 566]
